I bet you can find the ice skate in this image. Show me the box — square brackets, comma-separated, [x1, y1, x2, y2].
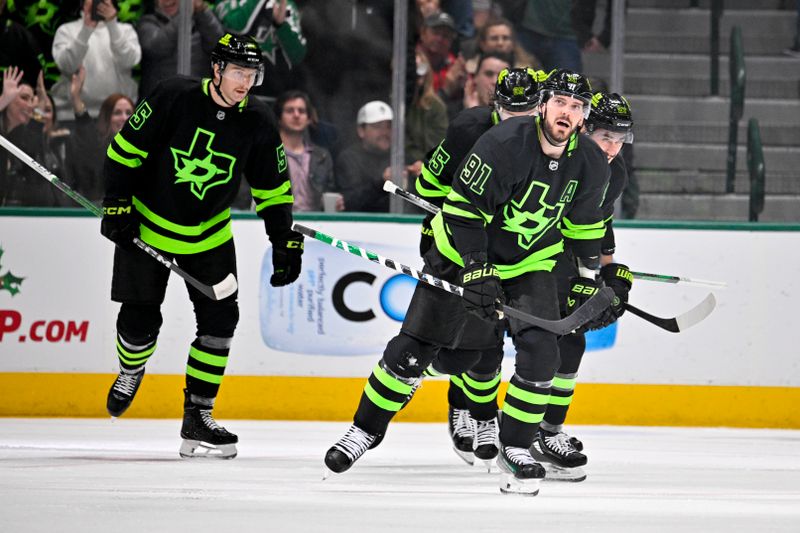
[448, 407, 475, 465]
[530, 429, 587, 482]
[472, 417, 499, 472]
[106, 367, 145, 417]
[497, 445, 546, 496]
[179, 390, 238, 459]
[324, 424, 377, 477]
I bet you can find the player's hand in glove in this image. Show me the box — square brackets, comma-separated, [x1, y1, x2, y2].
[101, 198, 139, 252]
[566, 276, 603, 333]
[458, 256, 504, 321]
[418, 214, 435, 257]
[591, 263, 633, 329]
[270, 236, 304, 287]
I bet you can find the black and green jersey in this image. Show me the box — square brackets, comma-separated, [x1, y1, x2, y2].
[415, 105, 499, 207]
[598, 152, 628, 255]
[104, 76, 294, 255]
[433, 115, 609, 279]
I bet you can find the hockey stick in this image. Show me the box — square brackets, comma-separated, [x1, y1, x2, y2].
[0, 134, 237, 301]
[293, 223, 614, 335]
[383, 181, 727, 289]
[623, 293, 716, 333]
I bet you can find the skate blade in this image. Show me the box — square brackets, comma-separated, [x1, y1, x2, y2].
[453, 447, 475, 466]
[322, 467, 334, 481]
[499, 472, 541, 496]
[542, 463, 586, 482]
[179, 439, 237, 459]
[474, 457, 496, 473]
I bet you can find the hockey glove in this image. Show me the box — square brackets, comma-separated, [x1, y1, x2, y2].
[591, 263, 634, 329]
[566, 276, 603, 333]
[101, 198, 139, 252]
[270, 237, 304, 287]
[458, 260, 504, 322]
[418, 214, 435, 257]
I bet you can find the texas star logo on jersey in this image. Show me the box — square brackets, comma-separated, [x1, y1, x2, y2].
[171, 128, 237, 200]
[501, 180, 578, 250]
[0, 246, 24, 297]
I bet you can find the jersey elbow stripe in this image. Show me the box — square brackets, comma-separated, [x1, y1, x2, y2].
[417, 167, 449, 197]
[255, 195, 294, 212]
[107, 145, 142, 168]
[561, 218, 606, 240]
[442, 203, 483, 221]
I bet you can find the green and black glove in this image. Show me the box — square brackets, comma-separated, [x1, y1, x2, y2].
[100, 198, 139, 252]
[458, 256, 504, 321]
[591, 263, 633, 329]
[270, 236, 304, 287]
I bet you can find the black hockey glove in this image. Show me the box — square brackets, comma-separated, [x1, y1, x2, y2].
[458, 258, 504, 322]
[270, 236, 304, 287]
[101, 198, 139, 252]
[566, 276, 603, 333]
[590, 263, 634, 329]
[418, 214, 435, 257]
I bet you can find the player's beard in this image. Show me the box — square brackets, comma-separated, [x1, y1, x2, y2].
[543, 114, 576, 145]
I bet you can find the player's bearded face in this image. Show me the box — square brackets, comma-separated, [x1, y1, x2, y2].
[542, 95, 586, 143]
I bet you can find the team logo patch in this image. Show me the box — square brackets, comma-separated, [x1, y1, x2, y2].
[549, 160, 559, 171]
[171, 128, 237, 200]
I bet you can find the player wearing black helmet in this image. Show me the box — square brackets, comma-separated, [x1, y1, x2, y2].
[530, 92, 636, 482]
[324, 68, 611, 497]
[101, 33, 303, 459]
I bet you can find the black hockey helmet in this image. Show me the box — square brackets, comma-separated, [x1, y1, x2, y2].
[585, 92, 635, 143]
[538, 69, 593, 118]
[211, 33, 264, 86]
[494, 67, 541, 112]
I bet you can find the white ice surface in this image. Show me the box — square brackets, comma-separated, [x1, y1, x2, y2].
[1, 419, 799, 533]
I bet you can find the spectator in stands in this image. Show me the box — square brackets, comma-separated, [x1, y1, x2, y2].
[417, 0, 441, 20]
[50, 0, 140, 122]
[214, 0, 307, 101]
[276, 89, 335, 212]
[514, 0, 582, 72]
[65, 66, 134, 203]
[334, 100, 395, 213]
[0, 1, 45, 89]
[442, 0, 475, 41]
[462, 51, 511, 110]
[137, 0, 223, 99]
[0, 67, 60, 206]
[418, 11, 468, 120]
[3, 0, 69, 88]
[406, 51, 448, 176]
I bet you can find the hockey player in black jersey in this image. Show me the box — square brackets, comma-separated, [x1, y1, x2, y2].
[530, 92, 636, 481]
[414, 67, 545, 467]
[325, 69, 610, 496]
[102, 33, 303, 459]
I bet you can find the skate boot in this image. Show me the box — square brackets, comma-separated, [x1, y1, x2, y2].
[472, 417, 499, 471]
[530, 429, 587, 482]
[106, 367, 145, 417]
[448, 407, 475, 465]
[179, 390, 238, 459]
[497, 445, 546, 496]
[324, 424, 377, 476]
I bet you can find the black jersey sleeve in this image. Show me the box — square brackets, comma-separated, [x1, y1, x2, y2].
[103, 78, 184, 199]
[561, 140, 609, 260]
[599, 155, 628, 256]
[245, 104, 295, 243]
[442, 120, 523, 261]
[415, 107, 494, 208]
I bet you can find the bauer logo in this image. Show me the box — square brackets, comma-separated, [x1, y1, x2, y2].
[259, 240, 418, 355]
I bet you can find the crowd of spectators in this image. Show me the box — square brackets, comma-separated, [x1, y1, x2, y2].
[0, 0, 636, 215]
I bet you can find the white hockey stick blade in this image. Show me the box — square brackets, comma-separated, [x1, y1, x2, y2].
[212, 273, 239, 300]
[675, 292, 717, 332]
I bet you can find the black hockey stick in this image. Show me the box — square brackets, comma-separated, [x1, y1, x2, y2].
[383, 181, 727, 289]
[294, 223, 614, 335]
[623, 293, 716, 333]
[0, 134, 237, 301]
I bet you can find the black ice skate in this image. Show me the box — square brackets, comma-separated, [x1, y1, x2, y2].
[497, 445, 546, 496]
[448, 407, 475, 465]
[179, 390, 238, 459]
[473, 417, 499, 471]
[106, 367, 145, 417]
[530, 429, 587, 482]
[324, 424, 377, 476]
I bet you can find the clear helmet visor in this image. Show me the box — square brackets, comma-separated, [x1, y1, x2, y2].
[219, 62, 265, 87]
[542, 90, 592, 119]
[587, 122, 634, 144]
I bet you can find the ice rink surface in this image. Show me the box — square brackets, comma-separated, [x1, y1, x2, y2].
[1, 419, 798, 533]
